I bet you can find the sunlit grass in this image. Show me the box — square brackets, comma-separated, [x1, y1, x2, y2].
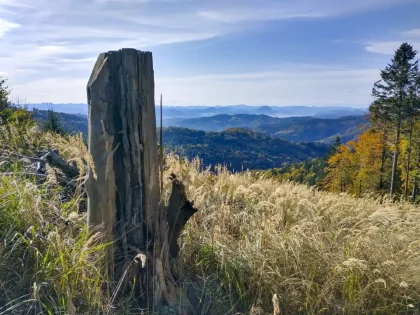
[166, 154, 420, 314]
[1, 121, 419, 314]
[0, 175, 110, 314]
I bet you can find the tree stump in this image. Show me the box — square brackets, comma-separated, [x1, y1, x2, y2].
[86, 49, 196, 313]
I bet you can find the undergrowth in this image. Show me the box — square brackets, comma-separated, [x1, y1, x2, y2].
[1, 121, 420, 314]
[0, 175, 109, 314]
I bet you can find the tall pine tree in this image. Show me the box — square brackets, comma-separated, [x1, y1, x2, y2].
[371, 43, 418, 199]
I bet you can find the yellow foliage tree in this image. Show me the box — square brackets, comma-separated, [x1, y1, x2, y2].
[323, 129, 385, 196]
[323, 144, 356, 193]
[353, 130, 384, 196]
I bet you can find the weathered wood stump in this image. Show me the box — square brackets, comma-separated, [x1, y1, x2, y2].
[86, 48, 196, 313]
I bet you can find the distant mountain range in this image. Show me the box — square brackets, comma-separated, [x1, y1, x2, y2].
[32, 109, 369, 144]
[26, 103, 367, 119]
[164, 114, 369, 143]
[162, 127, 329, 171]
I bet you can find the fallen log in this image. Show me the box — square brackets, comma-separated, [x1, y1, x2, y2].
[0, 149, 80, 179]
[44, 150, 80, 178]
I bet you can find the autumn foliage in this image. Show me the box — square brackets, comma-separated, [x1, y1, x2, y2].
[323, 124, 420, 200]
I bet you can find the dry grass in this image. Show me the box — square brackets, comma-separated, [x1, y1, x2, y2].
[0, 127, 110, 314]
[1, 121, 420, 314]
[0, 175, 110, 314]
[165, 154, 420, 314]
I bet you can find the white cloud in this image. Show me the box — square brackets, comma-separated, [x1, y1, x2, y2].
[155, 65, 379, 106]
[0, 18, 19, 37]
[11, 77, 88, 104]
[401, 29, 420, 38]
[365, 40, 420, 55]
[197, 0, 410, 24]
[9, 64, 379, 106]
[365, 28, 420, 55]
[0, 0, 413, 103]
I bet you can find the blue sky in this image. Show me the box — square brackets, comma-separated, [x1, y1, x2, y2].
[0, 0, 419, 107]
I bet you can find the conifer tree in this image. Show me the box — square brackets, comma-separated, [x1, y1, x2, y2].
[328, 136, 341, 157]
[371, 42, 419, 198]
[43, 109, 65, 135]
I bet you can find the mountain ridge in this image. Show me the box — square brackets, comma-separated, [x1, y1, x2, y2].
[31, 109, 368, 144]
[164, 114, 369, 143]
[25, 103, 367, 119]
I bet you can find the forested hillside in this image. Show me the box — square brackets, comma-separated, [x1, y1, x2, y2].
[32, 108, 88, 135]
[164, 114, 368, 143]
[260, 157, 328, 186]
[162, 127, 329, 171]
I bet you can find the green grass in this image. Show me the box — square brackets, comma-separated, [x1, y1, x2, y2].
[0, 174, 110, 314]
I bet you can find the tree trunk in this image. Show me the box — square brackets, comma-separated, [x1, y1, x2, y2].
[86, 49, 196, 313]
[378, 131, 387, 190]
[404, 118, 414, 199]
[390, 121, 401, 199]
[412, 141, 420, 200]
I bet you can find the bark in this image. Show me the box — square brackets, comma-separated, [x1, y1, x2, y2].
[378, 132, 387, 190]
[160, 94, 164, 194]
[166, 173, 197, 258]
[44, 150, 80, 178]
[86, 49, 196, 313]
[404, 118, 414, 199]
[390, 121, 401, 199]
[412, 142, 420, 199]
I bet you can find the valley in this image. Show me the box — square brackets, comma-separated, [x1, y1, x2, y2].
[162, 127, 329, 171]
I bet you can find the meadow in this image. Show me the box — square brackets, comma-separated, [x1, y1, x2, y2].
[1, 123, 419, 314]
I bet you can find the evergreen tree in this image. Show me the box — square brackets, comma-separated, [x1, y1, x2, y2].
[43, 109, 65, 135]
[370, 42, 419, 198]
[328, 136, 341, 157]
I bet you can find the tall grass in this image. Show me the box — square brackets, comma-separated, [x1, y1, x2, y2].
[0, 125, 109, 314]
[1, 120, 420, 314]
[166, 154, 420, 314]
[0, 175, 109, 314]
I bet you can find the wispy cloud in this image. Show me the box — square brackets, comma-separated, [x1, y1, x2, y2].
[156, 65, 379, 106]
[365, 28, 420, 55]
[0, 17, 19, 37]
[401, 29, 420, 38]
[197, 0, 412, 23]
[9, 63, 379, 106]
[0, 0, 414, 104]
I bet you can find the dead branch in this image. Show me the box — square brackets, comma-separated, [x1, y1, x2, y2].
[166, 173, 198, 258]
